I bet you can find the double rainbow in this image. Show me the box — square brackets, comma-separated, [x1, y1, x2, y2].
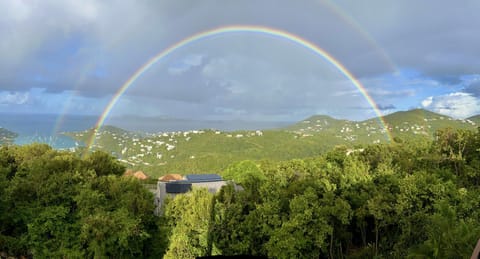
[86, 25, 392, 151]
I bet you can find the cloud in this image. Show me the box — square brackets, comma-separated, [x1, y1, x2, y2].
[167, 54, 204, 75]
[464, 80, 480, 97]
[199, 53, 379, 120]
[421, 96, 433, 107]
[421, 92, 480, 118]
[336, 0, 480, 82]
[0, 0, 168, 96]
[119, 34, 378, 118]
[0, 0, 423, 98]
[368, 88, 415, 98]
[111, 48, 380, 121]
[0, 91, 29, 105]
[2, 0, 480, 120]
[377, 104, 396, 110]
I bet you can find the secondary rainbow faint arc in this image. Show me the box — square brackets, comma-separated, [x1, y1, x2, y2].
[320, 0, 398, 74]
[86, 25, 392, 151]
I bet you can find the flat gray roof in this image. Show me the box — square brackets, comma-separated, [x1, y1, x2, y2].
[184, 174, 223, 182]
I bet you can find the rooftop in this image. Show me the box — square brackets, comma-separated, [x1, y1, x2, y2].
[184, 174, 223, 183]
[158, 174, 183, 182]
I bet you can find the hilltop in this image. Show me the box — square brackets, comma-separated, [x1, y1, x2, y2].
[66, 109, 479, 178]
[286, 108, 476, 142]
[0, 127, 18, 145]
[381, 108, 476, 139]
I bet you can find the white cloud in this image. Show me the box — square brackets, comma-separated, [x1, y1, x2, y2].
[167, 54, 204, 75]
[421, 96, 433, 107]
[0, 91, 29, 105]
[196, 52, 376, 120]
[167, 66, 188, 76]
[0, 0, 168, 94]
[421, 92, 480, 118]
[201, 57, 229, 78]
[4, 1, 31, 22]
[183, 54, 204, 66]
[4, 0, 478, 120]
[369, 88, 416, 98]
[0, 0, 100, 63]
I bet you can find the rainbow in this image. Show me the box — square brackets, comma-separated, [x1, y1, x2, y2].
[86, 25, 392, 151]
[52, 60, 102, 136]
[321, 0, 397, 74]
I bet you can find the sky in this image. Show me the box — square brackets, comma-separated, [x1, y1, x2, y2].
[1, 0, 479, 122]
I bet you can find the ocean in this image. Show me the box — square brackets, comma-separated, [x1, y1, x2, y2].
[0, 114, 97, 149]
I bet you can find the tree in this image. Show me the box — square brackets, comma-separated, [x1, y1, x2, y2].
[163, 188, 216, 259]
[433, 128, 473, 177]
[83, 151, 125, 177]
[0, 144, 157, 258]
[222, 160, 266, 190]
[266, 186, 351, 259]
[409, 200, 480, 258]
[75, 176, 156, 258]
[212, 183, 253, 255]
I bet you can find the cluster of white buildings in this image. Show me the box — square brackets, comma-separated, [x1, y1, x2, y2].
[75, 128, 266, 167]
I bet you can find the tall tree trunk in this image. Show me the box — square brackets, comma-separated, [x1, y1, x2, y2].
[330, 231, 334, 259]
[360, 223, 366, 247]
[375, 221, 379, 257]
[339, 241, 343, 259]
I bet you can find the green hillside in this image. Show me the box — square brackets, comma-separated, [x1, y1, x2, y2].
[66, 109, 479, 178]
[284, 114, 350, 133]
[467, 114, 480, 125]
[286, 113, 390, 143]
[68, 127, 349, 177]
[288, 108, 476, 142]
[0, 127, 18, 145]
[381, 108, 475, 140]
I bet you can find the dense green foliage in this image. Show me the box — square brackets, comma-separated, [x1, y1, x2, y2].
[0, 144, 160, 258]
[160, 127, 480, 258]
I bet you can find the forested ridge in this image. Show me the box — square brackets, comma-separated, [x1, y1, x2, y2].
[2, 127, 480, 258]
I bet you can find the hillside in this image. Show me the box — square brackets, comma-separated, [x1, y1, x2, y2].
[287, 109, 476, 141]
[284, 114, 350, 133]
[68, 126, 349, 177]
[0, 127, 18, 145]
[467, 114, 480, 125]
[286, 114, 389, 143]
[380, 108, 476, 139]
[67, 109, 479, 178]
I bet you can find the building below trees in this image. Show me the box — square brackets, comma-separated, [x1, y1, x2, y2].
[155, 174, 231, 215]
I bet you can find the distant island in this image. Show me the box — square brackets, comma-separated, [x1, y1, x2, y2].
[66, 108, 480, 178]
[0, 127, 18, 145]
